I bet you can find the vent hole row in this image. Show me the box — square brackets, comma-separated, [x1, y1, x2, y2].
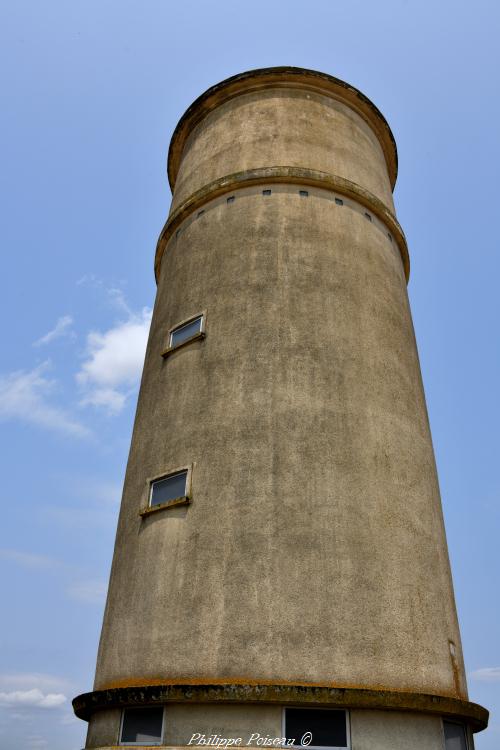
[176, 190, 394, 246]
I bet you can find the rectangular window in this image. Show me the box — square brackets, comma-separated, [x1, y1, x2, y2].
[443, 721, 468, 750]
[170, 315, 203, 348]
[335, 198, 343, 206]
[283, 708, 349, 749]
[163, 313, 205, 357]
[120, 707, 164, 745]
[150, 470, 188, 508]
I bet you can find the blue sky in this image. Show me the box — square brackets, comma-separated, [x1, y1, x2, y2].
[0, 1, 499, 748]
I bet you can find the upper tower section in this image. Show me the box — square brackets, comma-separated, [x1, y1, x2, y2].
[156, 66, 408, 282]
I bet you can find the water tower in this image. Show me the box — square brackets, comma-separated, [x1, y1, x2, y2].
[73, 67, 488, 750]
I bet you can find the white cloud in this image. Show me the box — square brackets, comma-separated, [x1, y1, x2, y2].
[0, 362, 90, 438]
[33, 316, 74, 347]
[0, 689, 66, 709]
[80, 385, 126, 413]
[76, 307, 151, 414]
[67, 579, 107, 604]
[470, 667, 500, 682]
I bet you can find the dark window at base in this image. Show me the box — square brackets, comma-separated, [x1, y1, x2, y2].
[284, 708, 348, 748]
[120, 707, 163, 745]
[443, 721, 468, 750]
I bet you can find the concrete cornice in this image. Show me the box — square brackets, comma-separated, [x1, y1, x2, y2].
[73, 681, 488, 732]
[154, 167, 410, 284]
[167, 67, 398, 192]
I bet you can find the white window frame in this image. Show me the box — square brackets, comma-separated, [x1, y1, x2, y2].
[281, 706, 351, 750]
[442, 719, 469, 750]
[118, 706, 165, 746]
[162, 311, 206, 357]
[139, 464, 193, 517]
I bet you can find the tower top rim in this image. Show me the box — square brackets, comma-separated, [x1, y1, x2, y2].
[167, 66, 399, 192]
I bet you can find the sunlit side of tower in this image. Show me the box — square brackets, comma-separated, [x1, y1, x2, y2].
[74, 68, 488, 750]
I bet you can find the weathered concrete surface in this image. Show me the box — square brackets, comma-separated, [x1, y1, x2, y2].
[85, 709, 120, 748]
[350, 710, 445, 749]
[80, 67, 486, 746]
[165, 704, 281, 746]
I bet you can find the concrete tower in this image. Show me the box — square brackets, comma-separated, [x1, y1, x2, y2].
[74, 68, 488, 749]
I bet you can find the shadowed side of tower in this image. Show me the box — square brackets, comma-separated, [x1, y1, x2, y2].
[74, 68, 488, 750]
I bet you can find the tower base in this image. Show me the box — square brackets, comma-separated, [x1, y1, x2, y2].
[74, 682, 487, 749]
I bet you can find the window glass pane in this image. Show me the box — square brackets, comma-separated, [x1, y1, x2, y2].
[443, 721, 467, 750]
[285, 708, 347, 748]
[151, 471, 187, 507]
[170, 316, 202, 348]
[121, 707, 163, 743]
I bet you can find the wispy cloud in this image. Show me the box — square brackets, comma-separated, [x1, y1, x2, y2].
[33, 316, 74, 347]
[76, 307, 151, 414]
[43, 476, 121, 532]
[67, 579, 107, 604]
[0, 549, 60, 570]
[56, 475, 121, 509]
[107, 287, 134, 316]
[76, 274, 103, 287]
[469, 667, 500, 682]
[27, 739, 49, 749]
[0, 674, 72, 693]
[0, 362, 90, 438]
[45, 505, 116, 529]
[0, 548, 108, 605]
[76, 478, 121, 506]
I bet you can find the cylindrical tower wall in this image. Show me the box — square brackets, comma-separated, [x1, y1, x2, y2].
[96, 181, 463, 695]
[75, 68, 488, 746]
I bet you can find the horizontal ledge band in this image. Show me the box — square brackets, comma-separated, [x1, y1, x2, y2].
[154, 167, 410, 284]
[72, 681, 488, 732]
